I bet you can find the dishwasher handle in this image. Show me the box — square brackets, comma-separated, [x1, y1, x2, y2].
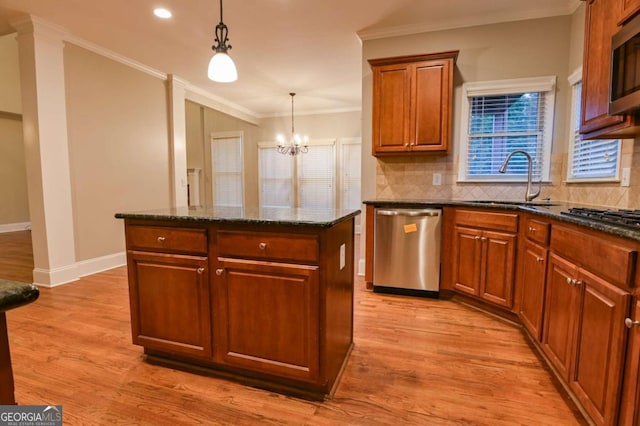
[376, 209, 441, 217]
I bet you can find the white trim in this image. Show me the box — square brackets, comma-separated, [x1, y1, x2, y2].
[464, 76, 556, 97]
[76, 252, 126, 278]
[185, 85, 259, 125]
[568, 67, 582, 85]
[33, 265, 79, 288]
[358, 258, 365, 276]
[357, 4, 578, 41]
[0, 222, 31, 233]
[263, 106, 362, 118]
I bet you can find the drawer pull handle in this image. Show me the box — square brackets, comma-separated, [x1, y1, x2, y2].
[157, 236, 166, 242]
[625, 318, 640, 328]
[259, 242, 267, 250]
[197, 267, 205, 274]
[215, 269, 223, 276]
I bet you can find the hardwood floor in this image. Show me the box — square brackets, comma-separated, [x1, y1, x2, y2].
[0, 231, 33, 283]
[4, 263, 586, 425]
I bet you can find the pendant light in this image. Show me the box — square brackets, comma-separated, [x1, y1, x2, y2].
[277, 93, 309, 156]
[208, 0, 237, 83]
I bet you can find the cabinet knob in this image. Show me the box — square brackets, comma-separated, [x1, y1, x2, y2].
[625, 318, 640, 328]
[259, 242, 267, 250]
[215, 268, 223, 276]
[474, 236, 481, 240]
[480, 237, 487, 242]
[565, 277, 582, 286]
[197, 267, 205, 274]
[528, 227, 536, 232]
[157, 236, 166, 242]
[536, 257, 544, 263]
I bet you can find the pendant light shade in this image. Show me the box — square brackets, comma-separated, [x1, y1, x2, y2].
[208, 0, 237, 83]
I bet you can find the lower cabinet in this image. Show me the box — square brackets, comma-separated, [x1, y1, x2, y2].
[453, 225, 517, 308]
[213, 257, 320, 382]
[518, 240, 548, 341]
[542, 252, 631, 426]
[127, 251, 212, 358]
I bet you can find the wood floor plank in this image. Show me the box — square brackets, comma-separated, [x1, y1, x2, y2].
[0, 232, 586, 425]
[0, 231, 33, 283]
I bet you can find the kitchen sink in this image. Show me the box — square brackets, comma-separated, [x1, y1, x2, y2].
[470, 200, 558, 207]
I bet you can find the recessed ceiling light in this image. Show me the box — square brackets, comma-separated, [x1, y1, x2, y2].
[153, 8, 172, 19]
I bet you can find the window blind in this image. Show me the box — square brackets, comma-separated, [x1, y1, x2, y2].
[467, 92, 545, 179]
[298, 143, 335, 209]
[569, 82, 620, 180]
[211, 137, 243, 207]
[340, 142, 361, 211]
[259, 146, 293, 208]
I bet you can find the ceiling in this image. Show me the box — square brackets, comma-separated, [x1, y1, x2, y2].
[0, 0, 580, 118]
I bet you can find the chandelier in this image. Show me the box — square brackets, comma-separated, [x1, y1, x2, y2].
[207, 0, 237, 83]
[277, 93, 309, 156]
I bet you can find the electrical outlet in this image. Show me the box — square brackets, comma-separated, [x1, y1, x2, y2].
[433, 173, 442, 186]
[622, 167, 631, 187]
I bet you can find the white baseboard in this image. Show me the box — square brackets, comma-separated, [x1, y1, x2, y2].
[358, 258, 365, 276]
[0, 222, 31, 233]
[32, 251, 126, 288]
[76, 251, 126, 278]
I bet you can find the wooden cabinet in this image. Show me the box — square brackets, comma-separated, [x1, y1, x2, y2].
[369, 51, 458, 156]
[451, 209, 518, 308]
[619, 0, 640, 24]
[581, 0, 639, 139]
[125, 225, 212, 359]
[120, 216, 356, 399]
[542, 225, 634, 426]
[518, 217, 550, 341]
[214, 258, 320, 382]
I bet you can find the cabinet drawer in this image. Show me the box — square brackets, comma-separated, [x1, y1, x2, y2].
[126, 225, 207, 255]
[550, 226, 637, 287]
[217, 231, 318, 263]
[524, 217, 550, 246]
[455, 209, 518, 233]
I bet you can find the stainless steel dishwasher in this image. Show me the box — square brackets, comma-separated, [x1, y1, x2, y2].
[373, 208, 441, 297]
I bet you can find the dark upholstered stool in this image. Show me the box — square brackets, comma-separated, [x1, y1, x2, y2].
[0, 280, 39, 405]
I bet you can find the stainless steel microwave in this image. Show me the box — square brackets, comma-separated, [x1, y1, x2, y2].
[610, 12, 640, 115]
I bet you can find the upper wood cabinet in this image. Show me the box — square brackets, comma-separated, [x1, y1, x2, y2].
[581, 0, 640, 139]
[369, 51, 458, 156]
[619, 0, 640, 24]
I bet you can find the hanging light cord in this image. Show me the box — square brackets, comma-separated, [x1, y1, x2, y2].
[290, 92, 296, 136]
[213, 0, 231, 53]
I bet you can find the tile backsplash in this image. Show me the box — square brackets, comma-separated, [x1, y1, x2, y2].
[375, 140, 640, 209]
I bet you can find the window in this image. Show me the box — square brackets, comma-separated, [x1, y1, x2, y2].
[211, 133, 243, 207]
[567, 70, 621, 182]
[458, 76, 556, 182]
[259, 138, 361, 211]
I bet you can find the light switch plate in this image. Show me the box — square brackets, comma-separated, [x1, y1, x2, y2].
[622, 167, 631, 187]
[433, 173, 442, 186]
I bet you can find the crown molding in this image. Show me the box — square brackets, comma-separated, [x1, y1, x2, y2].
[358, 2, 580, 41]
[185, 85, 260, 125]
[263, 106, 361, 119]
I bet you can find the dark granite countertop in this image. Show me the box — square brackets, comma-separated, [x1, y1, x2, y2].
[115, 206, 361, 228]
[364, 199, 640, 243]
[0, 280, 39, 312]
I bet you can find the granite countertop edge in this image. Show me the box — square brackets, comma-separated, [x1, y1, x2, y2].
[364, 199, 640, 243]
[115, 209, 361, 228]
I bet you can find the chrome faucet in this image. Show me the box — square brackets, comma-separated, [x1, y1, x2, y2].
[498, 150, 541, 202]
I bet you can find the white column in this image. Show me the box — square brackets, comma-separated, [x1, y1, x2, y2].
[12, 16, 78, 287]
[168, 75, 188, 207]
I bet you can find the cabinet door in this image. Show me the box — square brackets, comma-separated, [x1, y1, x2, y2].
[581, 0, 631, 137]
[620, 300, 640, 426]
[481, 230, 517, 308]
[570, 268, 630, 426]
[542, 253, 580, 381]
[452, 226, 483, 296]
[127, 251, 211, 358]
[372, 64, 411, 154]
[519, 241, 548, 340]
[214, 258, 320, 382]
[412, 59, 452, 152]
[619, 0, 640, 24]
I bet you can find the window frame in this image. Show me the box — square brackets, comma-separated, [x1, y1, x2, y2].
[210, 131, 244, 208]
[457, 76, 556, 183]
[566, 68, 621, 183]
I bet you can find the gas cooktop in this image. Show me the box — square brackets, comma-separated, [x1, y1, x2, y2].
[561, 207, 640, 231]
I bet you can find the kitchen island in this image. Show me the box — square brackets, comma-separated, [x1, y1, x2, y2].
[115, 206, 360, 399]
